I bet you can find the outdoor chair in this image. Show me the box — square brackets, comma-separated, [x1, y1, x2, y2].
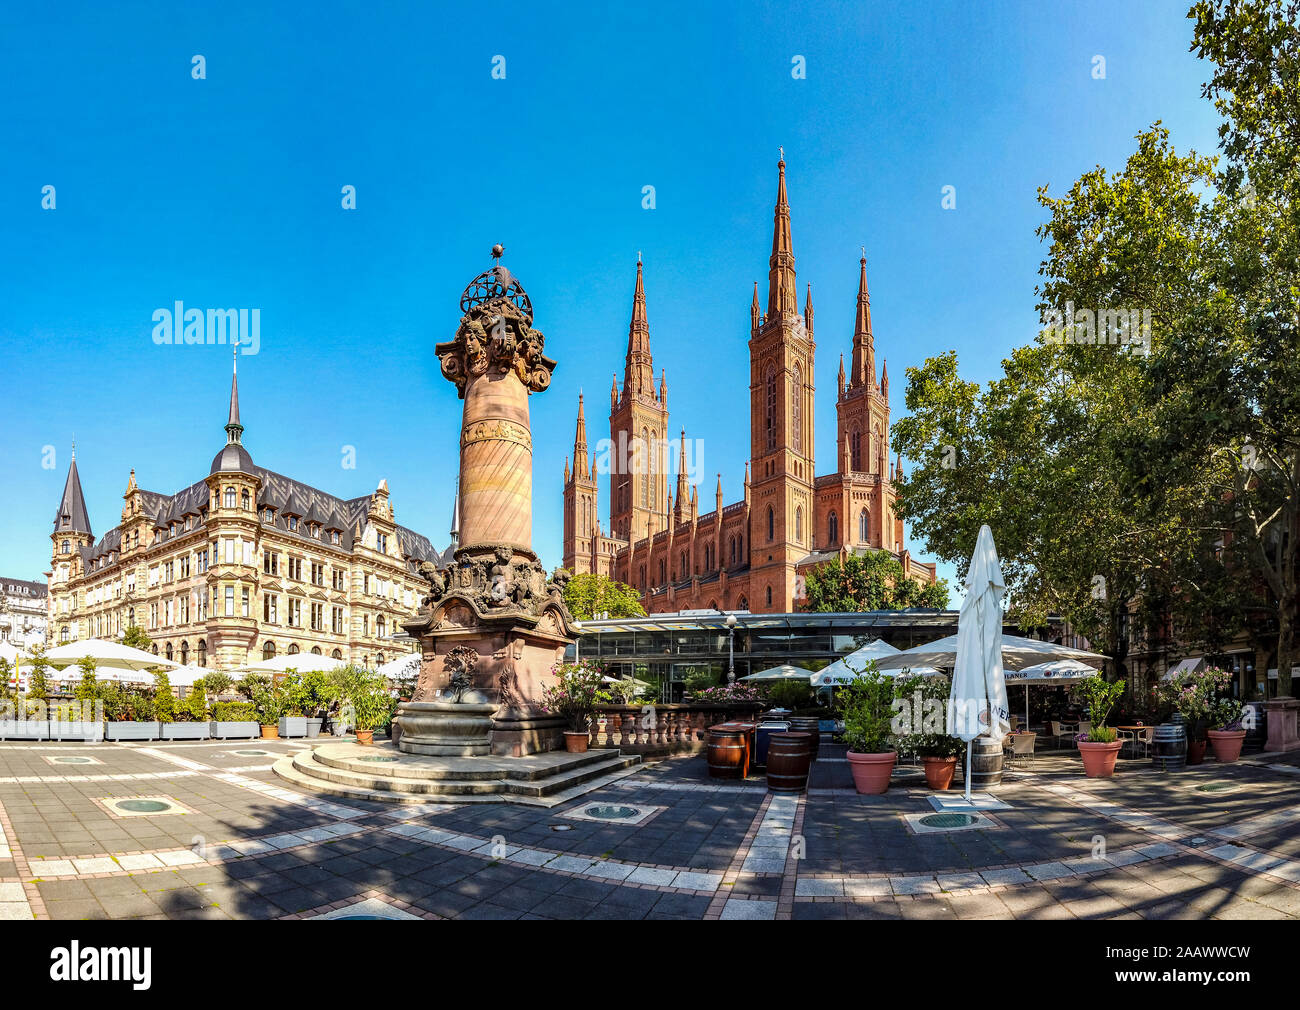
[1006, 732, 1036, 768]
[1133, 726, 1153, 758]
[1049, 720, 1068, 748]
[1117, 727, 1136, 755]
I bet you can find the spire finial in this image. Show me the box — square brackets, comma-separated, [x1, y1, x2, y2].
[491, 243, 504, 262]
[779, 145, 784, 163]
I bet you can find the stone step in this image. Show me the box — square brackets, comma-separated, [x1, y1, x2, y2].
[274, 750, 642, 807]
[312, 744, 619, 782]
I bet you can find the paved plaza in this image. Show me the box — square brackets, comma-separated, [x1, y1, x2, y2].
[1, 739, 1299, 920]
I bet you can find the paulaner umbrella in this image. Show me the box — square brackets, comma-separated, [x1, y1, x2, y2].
[948, 525, 1011, 802]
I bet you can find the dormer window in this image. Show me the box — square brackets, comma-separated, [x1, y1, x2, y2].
[377, 533, 388, 553]
[263, 508, 273, 523]
[61, 515, 69, 528]
[288, 516, 299, 532]
[330, 531, 340, 545]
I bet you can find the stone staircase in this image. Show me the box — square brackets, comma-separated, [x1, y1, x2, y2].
[274, 740, 642, 807]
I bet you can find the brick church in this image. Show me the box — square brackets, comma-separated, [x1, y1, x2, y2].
[562, 157, 937, 615]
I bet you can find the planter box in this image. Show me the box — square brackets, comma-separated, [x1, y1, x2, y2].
[278, 716, 308, 738]
[161, 722, 210, 741]
[105, 722, 160, 741]
[0, 720, 50, 741]
[209, 720, 260, 740]
[50, 721, 104, 743]
[306, 718, 323, 738]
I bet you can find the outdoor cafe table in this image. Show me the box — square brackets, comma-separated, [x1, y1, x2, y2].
[710, 721, 757, 778]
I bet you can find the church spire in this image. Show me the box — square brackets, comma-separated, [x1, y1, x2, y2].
[766, 152, 797, 319]
[851, 254, 875, 388]
[675, 429, 689, 522]
[624, 256, 654, 396]
[52, 449, 92, 536]
[572, 393, 590, 479]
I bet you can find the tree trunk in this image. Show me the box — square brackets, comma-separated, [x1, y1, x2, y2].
[1279, 591, 1296, 697]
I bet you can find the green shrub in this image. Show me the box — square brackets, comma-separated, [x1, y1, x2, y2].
[180, 681, 208, 722]
[839, 669, 896, 754]
[153, 672, 175, 723]
[212, 701, 256, 722]
[892, 672, 964, 758]
[765, 680, 812, 710]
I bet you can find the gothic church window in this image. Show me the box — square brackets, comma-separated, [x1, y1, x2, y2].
[792, 363, 803, 455]
[765, 366, 777, 451]
[859, 508, 869, 542]
[828, 511, 839, 545]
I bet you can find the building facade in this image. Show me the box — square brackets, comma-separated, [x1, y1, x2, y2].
[562, 157, 937, 614]
[46, 362, 453, 672]
[0, 578, 48, 649]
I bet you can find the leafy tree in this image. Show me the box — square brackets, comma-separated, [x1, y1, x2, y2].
[201, 670, 233, 701]
[74, 656, 100, 703]
[121, 625, 152, 651]
[562, 572, 647, 621]
[153, 671, 175, 723]
[183, 679, 208, 721]
[801, 551, 949, 612]
[0, 657, 12, 704]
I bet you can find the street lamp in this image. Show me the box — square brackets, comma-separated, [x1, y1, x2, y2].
[725, 613, 737, 683]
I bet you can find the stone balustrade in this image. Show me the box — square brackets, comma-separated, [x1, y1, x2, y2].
[588, 703, 764, 754]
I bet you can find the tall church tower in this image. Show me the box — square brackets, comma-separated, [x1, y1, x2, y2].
[748, 155, 816, 612]
[836, 255, 891, 479]
[50, 446, 95, 586]
[562, 393, 599, 574]
[608, 256, 669, 543]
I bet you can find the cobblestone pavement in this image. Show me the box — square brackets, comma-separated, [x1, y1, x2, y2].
[1, 739, 1298, 920]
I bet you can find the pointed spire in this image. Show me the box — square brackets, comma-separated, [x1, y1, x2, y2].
[226, 343, 244, 444]
[624, 257, 654, 395]
[750, 282, 761, 335]
[767, 153, 797, 319]
[851, 254, 875, 389]
[895, 452, 904, 480]
[803, 283, 814, 335]
[880, 358, 889, 399]
[610, 372, 619, 409]
[572, 393, 590, 479]
[659, 369, 667, 405]
[675, 429, 689, 520]
[837, 353, 846, 396]
[564, 455, 571, 483]
[52, 451, 92, 536]
[450, 485, 460, 550]
[126, 468, 137, 493]
[716, 472, 724, 507]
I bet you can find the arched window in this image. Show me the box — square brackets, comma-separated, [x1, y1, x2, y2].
[311, 646, 322, 655]
[165, 642, 174, 662]
[766, 586, 773, 606]
[263, 641, 276, 660]
[767, 506, 775, 542]
[851, 428, 862, 471]
[287, 642, 299, 655]
[859, 508, 869, 542]
[241, 489, 250, 510]
[197, 639, 206, 667]
[377, 653, 385, 666]
[792, 363, 803, 455]
[331, 649, 342, 660]
[795, 506, 803, 543]
[765, 365, 778, 451]
[828, 511, 839, 546]
[738, 596, 748, 611]
[376, 615, 386, 638]
[151, 644, 159, 655]
[639, 564, 646, 588]
[224, 487, 236, 508]
[640, 427, 650, 508]
[180, 641, 190, 665]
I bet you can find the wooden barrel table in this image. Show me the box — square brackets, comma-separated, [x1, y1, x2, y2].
[788, 717, 821, 762]
[707, 727, 747, 779]
[1152, 722, 1187, 771]
[766, 732, 812, 793]
[969, 736, 1004, 789]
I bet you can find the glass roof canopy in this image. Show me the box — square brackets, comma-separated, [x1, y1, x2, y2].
[574, 609, 964, 636]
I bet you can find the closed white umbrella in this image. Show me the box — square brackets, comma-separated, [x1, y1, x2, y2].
[948, 526, 1011, 803]
[46, 639, 180, 672]
[238, 653, 348, 676]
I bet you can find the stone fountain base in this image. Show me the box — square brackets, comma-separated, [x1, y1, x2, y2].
[395, 701, 498, 757]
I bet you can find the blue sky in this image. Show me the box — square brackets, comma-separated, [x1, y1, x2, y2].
[0, 0, 1223, 597]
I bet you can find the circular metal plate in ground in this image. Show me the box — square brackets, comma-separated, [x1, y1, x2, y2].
[582, 804, 640, 821]
[232, 750, 273, 757]
[50, 756, 94, 764]
[117, 799, 172, 814]
[919, 812, 978, 828]
[550, 824, 574, 832]
[1194, 782, 1238, 793]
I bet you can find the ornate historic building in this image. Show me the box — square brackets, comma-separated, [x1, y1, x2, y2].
[0, 578, 48, 649]
[562, 157, 936, 614]
[46, 360, 454, 672]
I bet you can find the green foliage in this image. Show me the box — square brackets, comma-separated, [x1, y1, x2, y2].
[0, 658, 11, 703]
[74, 657, 99, 703]
[892, 672, 964, 758]
[249, 680, 286, 726]
[539, 659, 609, 731]
[682, 667, 721, 695]
[1157, 666, 1233, 739]
[1209, 696, 1245, 732]
[801, 551, 949, 612]
[152, 672, 175, 723]
[1086, 725, 1118, 744]
[563, 572, 647, 621]
[1071, 675, 1124, 731]
[180, 681, 208, 722]
[212, 701, 256, 722]
[25, 642, 49, 703]
[329, 665, 394, 732]
[238, 673, 270, 700]
[201, 671, 233, 700]
[839, 669, 897, 755]
[120, 625, 152, 651]
[764, 680, 812, 710]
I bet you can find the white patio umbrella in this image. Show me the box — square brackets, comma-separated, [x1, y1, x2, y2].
[810, 639, 901, 687]
[1004, 659, 1100, 724]
[46, 639, 180, 672]
[872, 634, 1106, 672]
[739, 664, 815, 682]
[948, 525, 1011, 803]
[165, 664, 210, 689]
[238, 653, 349, 676]
[377, 654, 421, 681]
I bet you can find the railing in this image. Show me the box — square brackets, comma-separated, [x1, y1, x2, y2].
[588, 702, 764, 752]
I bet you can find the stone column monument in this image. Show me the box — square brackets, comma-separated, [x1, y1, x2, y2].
[396, 247, 579, 757]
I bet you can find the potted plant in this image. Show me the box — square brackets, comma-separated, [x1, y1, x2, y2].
[332, 666, 394, 745]
[299, 670, 336, 738]
[250, 679, 286, 739]
[1206, 696, 1246, 763]
[1073, 675, 1125, 778]
[540, 660, 608, 752]
[103, 685, 160, 741]
[277, 671, 309, 738]
[209, 700, 260, 739]
[163, 678, 211, 740]
[840, 666, 897, 794]
[1158, 666, 1231, 765]
[893, 672, 963, 789]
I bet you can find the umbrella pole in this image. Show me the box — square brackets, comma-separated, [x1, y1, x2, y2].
[964, 740, 972, 803]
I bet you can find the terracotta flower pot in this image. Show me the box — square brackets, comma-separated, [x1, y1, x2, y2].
[1207, 729, 1246, 763]
[564, 730, 590, 754]
[922, 756, 957, 790]
[260, 724, 279, 740]
[1186, 738, 1206, 765]
[1078, 739, 1123, 778]
[846, 750, 896, 794]
[355, 729, 374, 746]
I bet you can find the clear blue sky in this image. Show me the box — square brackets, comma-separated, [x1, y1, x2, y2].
[0, 0, 1223, 597]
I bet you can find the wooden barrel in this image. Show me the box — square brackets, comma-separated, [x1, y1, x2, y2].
[707, 728, 746, 779]
[766, 732, 812, 793]
[969, 736, 1004, 789]
[788, 717, 821, 761]
[1152, 722, 1187, 771]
